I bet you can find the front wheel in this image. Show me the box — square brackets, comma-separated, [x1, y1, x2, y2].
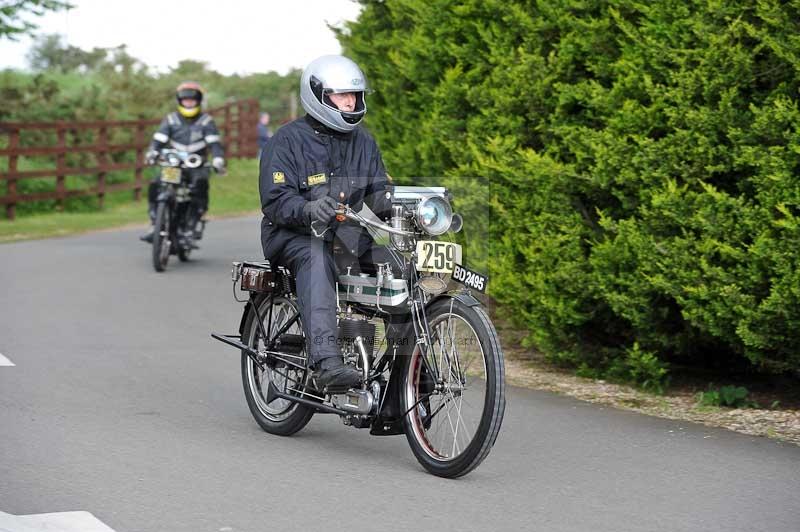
[177, 202, 197, 262]
[401, 297, 506, 478]
[151, 201, 170, 272]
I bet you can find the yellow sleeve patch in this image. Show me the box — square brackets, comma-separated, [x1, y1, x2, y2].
[308, 173, 327, 186]
[272, 171, 285, 184]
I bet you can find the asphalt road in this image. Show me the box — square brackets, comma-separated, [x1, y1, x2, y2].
[1, 216, 799, 532]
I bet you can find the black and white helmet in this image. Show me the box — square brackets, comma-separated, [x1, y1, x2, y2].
[300, 55, 367, 133]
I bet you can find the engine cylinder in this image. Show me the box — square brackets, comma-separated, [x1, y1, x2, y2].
[338, 318, 376, 349]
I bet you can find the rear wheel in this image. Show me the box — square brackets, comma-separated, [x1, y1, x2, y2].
[241, 296, 314, 436]
[401, 298, 505, 478]
[151, 201, 170, 272]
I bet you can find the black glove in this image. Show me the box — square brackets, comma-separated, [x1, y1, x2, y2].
[303, 196, 338, 224]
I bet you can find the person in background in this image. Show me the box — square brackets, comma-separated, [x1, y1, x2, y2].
[257, 112, 273, 154]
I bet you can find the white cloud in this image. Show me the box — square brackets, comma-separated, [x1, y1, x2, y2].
[0, 0, 363, 74]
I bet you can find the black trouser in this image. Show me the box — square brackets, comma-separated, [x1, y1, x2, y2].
[273, 234, 402, 365]
[147, 170, 209, 222]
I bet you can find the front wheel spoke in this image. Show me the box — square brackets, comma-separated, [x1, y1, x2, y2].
[444, 397, 461, 457]
[452, 393, 474, 445]
[446, 315, 464, 382]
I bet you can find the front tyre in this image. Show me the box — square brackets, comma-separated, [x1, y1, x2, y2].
[178, 203, 197, 262]
[151, 201, 170, 272]
[401, 298, 505, 478]
[241, 296, 314, 436]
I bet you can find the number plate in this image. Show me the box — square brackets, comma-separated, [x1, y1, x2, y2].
[161, 166, 181, 184]
[452, 263, 489, 293]
[415, 241, 462, 273]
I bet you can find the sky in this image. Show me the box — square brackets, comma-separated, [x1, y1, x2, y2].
[0, 0, 364, 75]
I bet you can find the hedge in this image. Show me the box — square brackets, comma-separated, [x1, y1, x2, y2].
[339, 0, 800, 375]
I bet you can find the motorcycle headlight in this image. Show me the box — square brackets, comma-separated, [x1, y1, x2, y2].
[415, 196, 453, 236]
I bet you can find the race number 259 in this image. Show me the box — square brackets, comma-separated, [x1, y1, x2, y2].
[416, 241, 462, 273]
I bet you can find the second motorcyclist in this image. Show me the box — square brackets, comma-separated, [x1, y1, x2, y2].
[141, 81, 226, 242]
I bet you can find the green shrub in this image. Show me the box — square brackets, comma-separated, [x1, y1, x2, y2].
[341, 0, 800, 375]
[606, 342, 670, 394]
[697, 385, 756, 409]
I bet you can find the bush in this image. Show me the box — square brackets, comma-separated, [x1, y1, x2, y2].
[340, 0, 800, 374]
[697, 385, 756, 409]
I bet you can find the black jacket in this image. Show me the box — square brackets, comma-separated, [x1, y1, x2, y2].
[259, 115, 390, 259]
[149, 111, 225, 161]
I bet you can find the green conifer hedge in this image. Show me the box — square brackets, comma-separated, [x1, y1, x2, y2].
[340, 0, 800, 374]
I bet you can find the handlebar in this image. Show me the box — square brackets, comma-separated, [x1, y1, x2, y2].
[151, 149, 207, 169]
[336, 205, 414, 237]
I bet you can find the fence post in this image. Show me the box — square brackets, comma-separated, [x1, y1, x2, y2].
[6, 128, 19, 220]
[237, 100, 247, 158]
[134, 123, 145, 201]
[97, 126, 108, 209]
[223, 103, 233, 157]
[244, 99, 257, 157]
[56, 126, 67, 211]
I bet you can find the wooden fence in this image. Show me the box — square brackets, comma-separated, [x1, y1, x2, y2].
[0, 98, 259, 220]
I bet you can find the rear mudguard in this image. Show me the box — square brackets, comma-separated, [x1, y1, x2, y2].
[238, 293, 267, 336]
[238, 300, 252, 336]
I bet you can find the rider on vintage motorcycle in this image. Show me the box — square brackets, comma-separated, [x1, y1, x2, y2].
[141, 82, 226, 242]
[259, 55, 393, 391]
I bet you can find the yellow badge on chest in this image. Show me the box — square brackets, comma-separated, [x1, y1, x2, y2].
[308, 173, 327, 186]
[272, 171, 285, 184]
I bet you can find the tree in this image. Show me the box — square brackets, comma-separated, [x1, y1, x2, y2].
[26, 33, 108, 72]
[0, 0, 72, 41]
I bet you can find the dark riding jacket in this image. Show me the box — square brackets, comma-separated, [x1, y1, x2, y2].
[259, 115, 391, 259]
[149, 111, 225, 176]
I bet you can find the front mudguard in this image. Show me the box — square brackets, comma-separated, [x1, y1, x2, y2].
[156, 187, 174, 203]
[426, 289, 482, 310]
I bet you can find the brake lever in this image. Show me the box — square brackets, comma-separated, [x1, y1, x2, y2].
[335, 204, 347, 223]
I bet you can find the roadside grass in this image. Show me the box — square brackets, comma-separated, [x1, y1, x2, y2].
[0, 158, 260, 243]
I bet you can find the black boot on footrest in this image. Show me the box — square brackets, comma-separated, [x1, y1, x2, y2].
[140, 225, 155, 243]
[312, 356, 361, 392]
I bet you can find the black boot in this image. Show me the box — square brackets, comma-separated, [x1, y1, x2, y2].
[140, 208, 156, 243]
[312, 356, 362, 391]
[140, 227, 155, 243]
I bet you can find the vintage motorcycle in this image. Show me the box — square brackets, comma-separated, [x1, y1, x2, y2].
[149, 149, 212, 272]
[212, 186, 505, 477]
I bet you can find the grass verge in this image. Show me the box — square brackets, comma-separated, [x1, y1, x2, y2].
[0, 158, 260, 243]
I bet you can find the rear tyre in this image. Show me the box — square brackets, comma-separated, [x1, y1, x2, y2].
[401, 297, 505, 478]
[241, 296, 314, 436]
[151, 202, 170, 272]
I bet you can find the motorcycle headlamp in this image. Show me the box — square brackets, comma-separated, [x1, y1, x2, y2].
[166, 153, 182, 167]
[415, 196, 453, 236]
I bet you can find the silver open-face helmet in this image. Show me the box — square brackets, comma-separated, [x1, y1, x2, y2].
[300, 55, 367, 133]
